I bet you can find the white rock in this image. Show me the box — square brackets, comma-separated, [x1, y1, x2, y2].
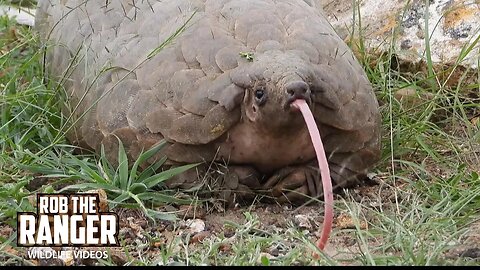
[294, 214, 312, 229]
[186, 219, 205, 234]
[320, 0, 480, 70]
[0, 5, 35, 26]
[62, 249, 74, 266]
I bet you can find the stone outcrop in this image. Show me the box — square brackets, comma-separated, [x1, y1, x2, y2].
[0, 4, 35, 26]
[320, 0, 479, 77]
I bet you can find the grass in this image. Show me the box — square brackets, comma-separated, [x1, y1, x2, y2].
[0, 0, 479, 266]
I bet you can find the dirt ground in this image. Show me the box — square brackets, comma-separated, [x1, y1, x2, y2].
[2, 177, 478, 266]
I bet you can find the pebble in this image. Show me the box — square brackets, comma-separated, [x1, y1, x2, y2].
[294, 214, 312, 229]
[190, 231, 211, 244]
[186, 219, 205, 234]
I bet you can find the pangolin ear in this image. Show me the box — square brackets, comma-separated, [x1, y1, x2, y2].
[243, 89, 257, 122]
[207, 73, 245, 111]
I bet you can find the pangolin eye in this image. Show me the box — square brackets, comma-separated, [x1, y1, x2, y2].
[254, 89, 267, 105]
[255, 89, 264, 99]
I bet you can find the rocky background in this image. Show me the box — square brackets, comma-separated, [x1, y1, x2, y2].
[320, 0, 479, 83]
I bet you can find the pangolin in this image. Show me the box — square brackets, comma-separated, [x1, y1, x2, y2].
[35, 0, 381, 210]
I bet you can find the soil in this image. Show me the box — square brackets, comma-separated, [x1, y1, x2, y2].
[2, 177, 478, 266]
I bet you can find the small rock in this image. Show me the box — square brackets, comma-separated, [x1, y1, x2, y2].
[127, 217, 145, 238]
[62, 249, 74, 266]
[186, 219, 205, 234]
[460, 248, 480, 259]
[223, 229, 235, 238]
[25, 176, 49, 191]
[152, 240, 164, 248]
[38, 257, 64, 266]
[268, 247, 280, 257]
[294, 214, 312, 229]
[218, 243, 232, 253]
[84, 189, 108, 212]
[109, 248, 128, 266]
[336, 213, 368, 230]
[162, 205, 177, 213]
[471, 117, 479, 126]
[165, 223, 175, 231]
[190, 231, 211, 244]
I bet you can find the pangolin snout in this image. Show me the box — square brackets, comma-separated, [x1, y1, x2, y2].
[284, 81, 312, 109]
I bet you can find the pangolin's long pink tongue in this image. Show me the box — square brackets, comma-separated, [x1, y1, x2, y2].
[292, 99, 333, 256]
